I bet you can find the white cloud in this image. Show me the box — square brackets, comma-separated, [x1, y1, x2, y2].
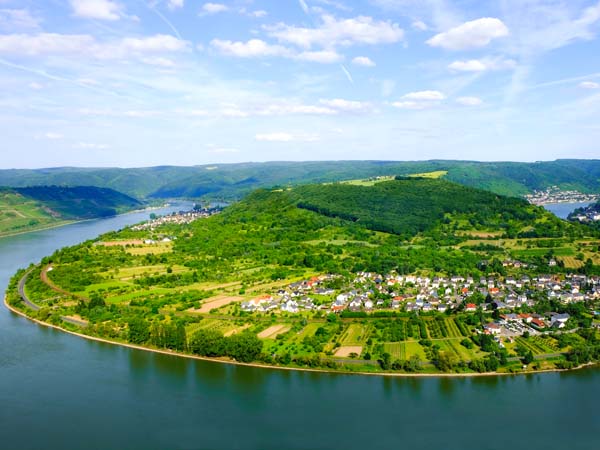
[296, 49, 342, 63]
[257, 103, 337, 116]
[255, 132, 294, 142]
[456, 96, 483, 106]
[44, 132, 63, 140]
[0, 9, 40, 30]
[210, 39, 291, 58]
[391, 101, 431, 110]
[167, 0, 184, 10]
[209, 147, 239, 153]
[70, 0, 123, 21]
[0, 33, 95, 56]
[579, 81, 600, 89]
[427, 17, 509, 50]
[298, 0, 309, 14]
[352, 56, 375, 67]
[448, 57, 516, 72]
[0, 33, 189, 59]
[392, 90, 446, 109]
[402, 90, 446, 100]
[250, 10, 267, 18]
[201, 3, 228, 14]
[255, 132, 319, 142]
[210, 39, 341, 63]
[141, 56, 177, 68]
[411, 20, 428, 31]
[266, 14, 404, 49]
[319, 98, 373, 113]
[74, 142, 109, 149]
[28, 82, 43, 90]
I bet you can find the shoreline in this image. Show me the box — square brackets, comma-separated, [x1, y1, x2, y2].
[0, 204, 172, 241]
[0, 220, 77, 240]
[4, 295, 597, 379]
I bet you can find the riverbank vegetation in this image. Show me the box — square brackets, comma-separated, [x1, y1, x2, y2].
[8, 178, 600, 375]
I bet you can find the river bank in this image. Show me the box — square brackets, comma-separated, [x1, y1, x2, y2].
[5, 295, 595, 379]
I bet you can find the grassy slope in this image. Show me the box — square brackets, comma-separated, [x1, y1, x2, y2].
[0, 159, 598, 200]
[0, 186, 141, 237]
[0, 190, 68, 236]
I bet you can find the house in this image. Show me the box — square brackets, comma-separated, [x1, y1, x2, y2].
[465, 303, 477, 312]
[530, 318, 546, 329]
[484, 323, 501, 335]
[550, 313, 570, 329]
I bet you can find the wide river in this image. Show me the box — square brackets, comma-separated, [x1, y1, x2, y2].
[1, 204, 599, 450]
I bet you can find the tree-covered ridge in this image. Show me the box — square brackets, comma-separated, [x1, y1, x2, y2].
[295, 177, 528, 236]
[293, 178, 576, 239]
[13, 186, 141, 219]
[0, 159, 599, 200]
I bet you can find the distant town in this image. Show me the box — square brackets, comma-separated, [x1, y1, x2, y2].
[525, 187, 598, 205]
[570, 203, 600, 223]
[131, 206, 221, 231]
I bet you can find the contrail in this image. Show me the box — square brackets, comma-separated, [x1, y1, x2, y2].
[139, 0, 184, 41]
[0, 58, 133, 100]
[340, 64, 354, 84]
[297, 0, 354, 85]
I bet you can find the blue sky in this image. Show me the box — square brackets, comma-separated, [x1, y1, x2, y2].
[1, 0, 600, 168]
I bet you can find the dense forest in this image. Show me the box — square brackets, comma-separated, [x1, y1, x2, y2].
[0, 159, 599, 200]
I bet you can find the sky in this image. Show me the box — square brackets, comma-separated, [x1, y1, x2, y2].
[1, 0, 600, 168]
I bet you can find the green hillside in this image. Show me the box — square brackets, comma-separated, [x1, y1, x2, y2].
[9, 178, 600, 375]
[294, 178, 540, 238]
[0, 159, 599, 200]
[0, 186, 142, 237]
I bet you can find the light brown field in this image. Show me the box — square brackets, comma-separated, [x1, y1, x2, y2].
[559, 256, 584, 268]
[456, 231, 504, 238]
[224, 324, 251, 337]
[96, 240, 144, 246]
[125, 242, 173, 255]
[189, 295, 246, 313]
[257, 324, 291, 339]
[334, 346, 363, 357]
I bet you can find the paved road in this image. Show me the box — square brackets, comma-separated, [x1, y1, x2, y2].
[18, 269, 87, 327]
[18, 270, 40, 311]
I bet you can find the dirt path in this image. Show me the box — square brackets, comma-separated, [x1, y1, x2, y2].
[41, 265, 88, 301]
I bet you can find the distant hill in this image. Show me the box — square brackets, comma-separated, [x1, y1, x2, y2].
[0, 159, 598, 200]
[0, 186, 141, 237]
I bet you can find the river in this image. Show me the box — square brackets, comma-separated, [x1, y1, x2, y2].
[1, 206, 599, 450]
[543, 201, 592, 219]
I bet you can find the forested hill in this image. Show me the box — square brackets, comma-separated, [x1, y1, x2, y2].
[0, 186, 141, 237]
[220, 178, 579, 241]
[13, 186, 141, 219]
[0, 159, 598, 200]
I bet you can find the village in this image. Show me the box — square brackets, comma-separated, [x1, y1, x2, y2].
[131, 206, 221, 231]
[524, 186, 598, 205]
[241, 269, 600, 339]
[570, 204, 600, 223]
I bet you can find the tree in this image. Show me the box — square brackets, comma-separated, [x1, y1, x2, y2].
[523, 350, 534, 365]
[128, 318, 150, 344]
[227, 333, 263, 363]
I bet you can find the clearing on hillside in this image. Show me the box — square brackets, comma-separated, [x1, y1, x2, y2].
[257, 324, 291, 339]
[334, 346, 363, 357]
[190, 295, 245, 313]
